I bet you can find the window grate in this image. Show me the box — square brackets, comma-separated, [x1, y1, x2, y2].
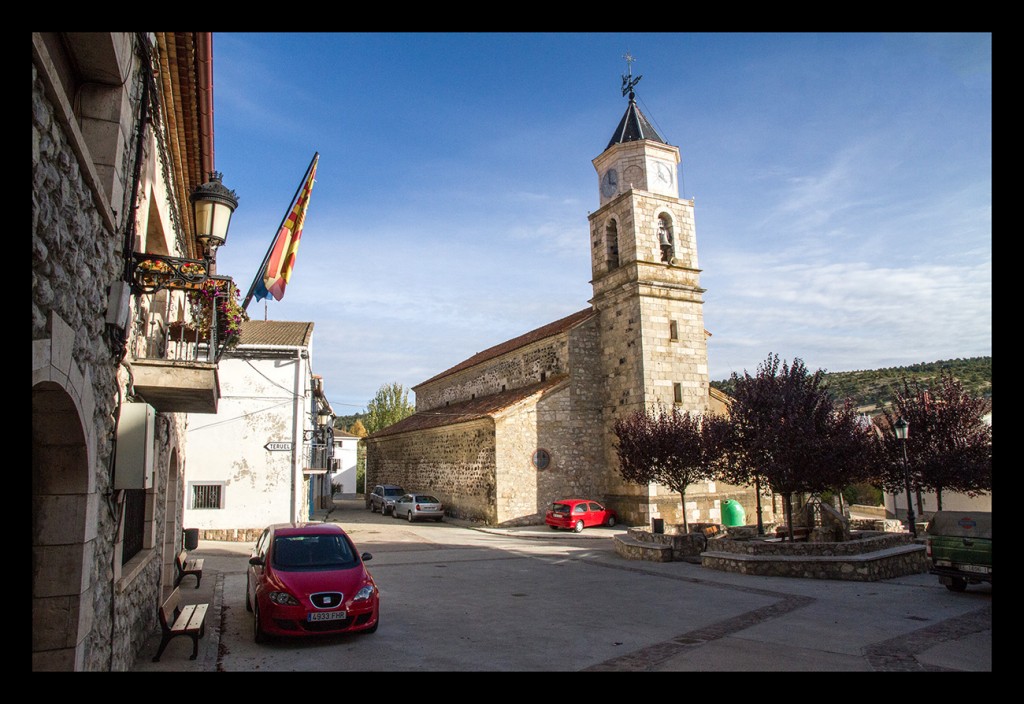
[122, 489, 145, 564]
[191, 483, 223, 509]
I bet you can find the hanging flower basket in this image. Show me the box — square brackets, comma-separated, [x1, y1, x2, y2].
[186, 280, 249, 350]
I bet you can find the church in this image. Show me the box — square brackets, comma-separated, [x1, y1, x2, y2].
[364, 72, 760, 528]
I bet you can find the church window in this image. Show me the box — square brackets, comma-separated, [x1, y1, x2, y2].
[673, 383, 683, 404]
[658, 215, 675, 263]
[605, 220, 620, 271]
[669, 320, 678, 340]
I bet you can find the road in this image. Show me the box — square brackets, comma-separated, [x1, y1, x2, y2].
[133, 496, 992, 672]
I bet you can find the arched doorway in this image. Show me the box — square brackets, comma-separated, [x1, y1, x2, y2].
[32, 381, 92, 670]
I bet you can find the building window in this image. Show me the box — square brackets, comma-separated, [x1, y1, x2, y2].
[669, 320, 678, 340]
[121, 488, 145, 565]
[190, 483, 224, 510]
[606, 220, 620, 271]
[658, 215, 675, 263]
[673, 383, 683, 404]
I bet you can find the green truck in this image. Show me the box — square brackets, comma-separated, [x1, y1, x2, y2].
[925, 511, 992, 592]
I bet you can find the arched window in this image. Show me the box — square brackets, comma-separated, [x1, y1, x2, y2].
[658, 214, 674, 263]
[606, 220, 620, 271]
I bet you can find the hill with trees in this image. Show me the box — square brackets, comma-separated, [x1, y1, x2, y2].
[710, 356, 990, 412]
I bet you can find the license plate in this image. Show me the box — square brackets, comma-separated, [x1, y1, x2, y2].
[957, 564, 990, 574]
[308, 611, 346, 622]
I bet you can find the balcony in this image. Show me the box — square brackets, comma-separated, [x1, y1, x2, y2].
[128, 278, 243, 414]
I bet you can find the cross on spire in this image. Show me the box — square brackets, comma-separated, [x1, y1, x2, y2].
[621, 51, 642, 99]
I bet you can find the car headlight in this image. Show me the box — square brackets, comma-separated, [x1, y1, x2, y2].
[269, 591, 300, 606]
[353, 585, 376, 601]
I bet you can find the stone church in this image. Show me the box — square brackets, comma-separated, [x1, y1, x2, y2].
[364, 77, 762, 528]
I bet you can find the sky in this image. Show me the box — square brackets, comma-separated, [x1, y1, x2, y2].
[210, 32, 991, 416]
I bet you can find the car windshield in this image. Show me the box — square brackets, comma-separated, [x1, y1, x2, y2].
[415, 495, 439, 503]
[384, 487, 403, 496]
[551, 503, 571, 514]
[272, 534, 356, 570]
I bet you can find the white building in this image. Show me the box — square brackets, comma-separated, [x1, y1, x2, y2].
[183, 320, 334, 541]
[330, 430, 359, 496]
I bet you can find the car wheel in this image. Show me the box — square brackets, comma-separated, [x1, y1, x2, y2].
[408, 510, 415, 522]
[946, 578, 968, 593]
[253, 601, 266, 643]
[574, 520, 584, 533]
[549, 525, 559, 530]
[245, 580, 253, 612]
[606, 515, 616, 527]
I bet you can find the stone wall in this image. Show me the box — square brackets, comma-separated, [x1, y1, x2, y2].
[366, 419, 498, 523]
[416, 334, 571, 411]
[700, 535, 929, 581]
[33, 34, 187, 671]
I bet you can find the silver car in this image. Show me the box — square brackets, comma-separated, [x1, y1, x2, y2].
[393, 493, 445, 522]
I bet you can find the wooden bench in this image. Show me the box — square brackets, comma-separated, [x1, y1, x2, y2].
[175, 550, 204, 588]
[152, 587, 209, 662]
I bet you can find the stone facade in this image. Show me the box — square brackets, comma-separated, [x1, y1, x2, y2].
[32, 33, 213, 671]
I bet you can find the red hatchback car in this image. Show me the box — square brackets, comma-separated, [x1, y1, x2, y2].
[246, 522, 379, 642]
[545, 499, 618, 533]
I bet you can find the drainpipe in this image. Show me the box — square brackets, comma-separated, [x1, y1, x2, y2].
[290, 348, 304, 524]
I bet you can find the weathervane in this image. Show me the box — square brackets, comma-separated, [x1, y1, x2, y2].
[621, 51, 642, 99]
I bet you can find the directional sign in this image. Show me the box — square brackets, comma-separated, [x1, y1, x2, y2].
[264, 442, 293, 452]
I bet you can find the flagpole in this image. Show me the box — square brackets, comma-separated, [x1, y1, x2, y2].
[241, 151, 319, 311]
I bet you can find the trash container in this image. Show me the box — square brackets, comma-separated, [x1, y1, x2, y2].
[183, 528, 200, 551]
[721, 500, 746, 527]
[651, 518, 665, 534]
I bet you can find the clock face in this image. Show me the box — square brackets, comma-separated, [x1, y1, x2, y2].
[656, 161, 674, 186]
[601, 168, 618, 197]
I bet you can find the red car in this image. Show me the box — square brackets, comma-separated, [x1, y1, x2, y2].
[545, 499, 618, 533]
[246, 522, 379, 642]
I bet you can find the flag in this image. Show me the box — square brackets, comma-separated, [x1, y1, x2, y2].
[254, 155, 318, 302]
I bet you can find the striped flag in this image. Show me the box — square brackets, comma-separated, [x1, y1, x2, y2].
[254, 154, 318, 302]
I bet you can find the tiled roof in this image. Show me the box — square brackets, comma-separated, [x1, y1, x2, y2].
[415, 308, 596, 389]
[237, 320, 314, 348]
[369, 375, 569, 439]
[606, 96, 667, 150]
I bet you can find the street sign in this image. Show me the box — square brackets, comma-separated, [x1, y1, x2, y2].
[264, 442, 292, 452]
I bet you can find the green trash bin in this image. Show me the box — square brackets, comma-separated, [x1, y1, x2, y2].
[721, 500, 746, 527]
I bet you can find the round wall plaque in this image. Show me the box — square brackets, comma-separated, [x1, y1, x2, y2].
[532, 448, 551, 470]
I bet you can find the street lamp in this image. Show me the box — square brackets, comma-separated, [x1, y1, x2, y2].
[894, 416, 916, 538]
[130, 172, 238, 294]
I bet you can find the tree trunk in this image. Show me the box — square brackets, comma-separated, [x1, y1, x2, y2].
[936, 487, 944, 511]
[679, 489, 689, 533]
[783, 492, 793, 542]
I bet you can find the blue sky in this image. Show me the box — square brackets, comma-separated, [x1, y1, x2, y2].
[210, 32, 991, 415]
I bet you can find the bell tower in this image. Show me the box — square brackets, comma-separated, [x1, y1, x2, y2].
[589, 57, 709, 466]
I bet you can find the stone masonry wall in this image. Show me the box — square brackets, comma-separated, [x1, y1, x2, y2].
[33, 37, 184, 671]
[366, 419, 498, 523]
[416, 335, 571, 412]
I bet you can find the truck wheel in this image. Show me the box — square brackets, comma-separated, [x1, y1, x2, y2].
[945, 577, 967, 592]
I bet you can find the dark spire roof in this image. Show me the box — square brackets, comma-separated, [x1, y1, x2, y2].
[606, 95, 667, 150]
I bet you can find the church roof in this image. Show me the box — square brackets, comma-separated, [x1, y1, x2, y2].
[414, 308, 596, 390]
[606, 95, 667, 150]
[237, 320, 314, 348]
[368, 375, 569, 439]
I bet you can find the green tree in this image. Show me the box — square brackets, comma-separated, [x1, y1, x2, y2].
[364, 382, 415, 435]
